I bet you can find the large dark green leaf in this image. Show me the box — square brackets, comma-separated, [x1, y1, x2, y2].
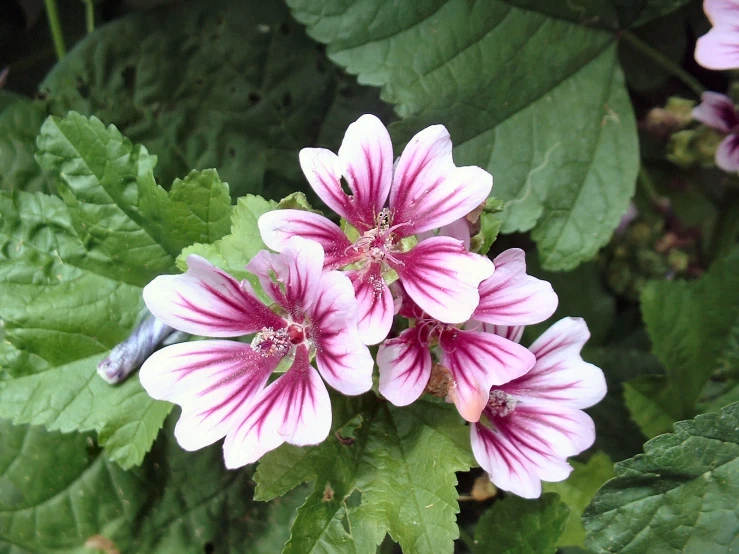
[629, 248, 739, 437]
[583, 402, 739, 553]
[287, 0, 640, 270]
[0, 418, 306, 553]
[40, 0, 391, 201]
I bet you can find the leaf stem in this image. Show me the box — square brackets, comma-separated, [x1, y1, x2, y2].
[83, 0, 95, 34]
[621, 31, 704, 97]
[637, 165, 664, 206]
[43, 0, 66, 60]
[458, 527, 476, 551]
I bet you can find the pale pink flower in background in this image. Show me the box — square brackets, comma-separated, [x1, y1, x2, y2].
[259, 114, 494, 345]
[693, 92, 739, 172]
[470, 318, 607, 499]
[139, 237, 373, 468]
[695, 0, 739, 70]
[377, 249, 558, 422]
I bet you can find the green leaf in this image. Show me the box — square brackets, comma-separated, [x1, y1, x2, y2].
[288, 0, 639, 270]
[526, 254, 616, 346]
[40, 0, 391, 201]
[0, 98, 54, 193]
[543, 452, 616, 547]
[179, 193, 277, 284]
[632, 248, 739, 437]
[255, 397, 474, 554]
[583, 402, 739, 553]
[36, 112, 233, 286]
[474, 493, 570, 554]
[0, 418, 307, 553]
[0, 114, 234, 468]
[584, 346, 662, 461]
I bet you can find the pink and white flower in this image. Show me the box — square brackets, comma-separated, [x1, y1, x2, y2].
[377, 249, 558, 422]
[471, 317, 607, 499]
[259, 114, 494, 345]
[695, 0, 739, 70]
[139, 237, 373, 468]
[692, 92, 739, 172]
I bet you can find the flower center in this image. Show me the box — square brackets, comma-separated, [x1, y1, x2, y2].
[350, 208, 411, 268]
[251, 324, 306, 357]
[487, 389, 518, 418]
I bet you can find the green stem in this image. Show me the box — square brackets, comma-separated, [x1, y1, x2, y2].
[622, 31, 704, 97]
[83, 0, 95, 34]
[637, 165, 663, 206]
[458, 527, 476, 552]
[43, 0, 66, 60]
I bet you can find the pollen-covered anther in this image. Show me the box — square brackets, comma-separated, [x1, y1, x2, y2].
[251, 327, 291, 357]
[487, 389, 518, 417]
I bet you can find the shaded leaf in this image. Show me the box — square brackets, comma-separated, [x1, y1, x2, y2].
[474, 493, 570, 554]
[288, 0, 639, 269]
[583, 402, 739, 553]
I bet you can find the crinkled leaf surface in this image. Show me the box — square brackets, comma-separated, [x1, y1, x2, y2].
[583, 402, 739, 553]
[474, 493, 570, 554]
[0, 418, 306, 554]
[0, 97, 54, 194]
[287, 0, 639, 270]
[543, 452, 615, 547]
[255, 396, 474, 554]
[630, 248, 739, 437]
[39, 0, 391, 201]
[0, 113, 233, 468]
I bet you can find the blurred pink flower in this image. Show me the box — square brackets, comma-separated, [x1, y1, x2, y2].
[693, 91, 739, 172]
[695, 0, 739, 70]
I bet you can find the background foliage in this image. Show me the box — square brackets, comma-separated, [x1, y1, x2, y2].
[1, 0, 738, 552]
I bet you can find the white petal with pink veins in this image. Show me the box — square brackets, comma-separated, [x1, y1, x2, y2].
[473, 249, 558, 326]
[258, 209, 358, 270]
[416, 217, 472, 250]
[440, 329, 534, 422]
[511, 317, 606, 409]
[377, 327, 433, 407]
[345, 265, 394, 345]
[310, 270, 374, 395]
[223, 345, 332, 468]
[470, 420, 573, 499]
[140, 340, 280, 451]
[393, 237, 494, 324]
[298, 148, 354, 223]
[389, 125, 492, 236]
[144, 255, 284, 337]
[338, 114, 394, 225]
[246, 237, 324, 318]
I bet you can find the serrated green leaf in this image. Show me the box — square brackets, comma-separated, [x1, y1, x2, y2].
[256, 398, 473, 554]
[1, 114, 233, 468]
[583, 402, 739, 553]
[474, 493, 570, 554]
[288, 0, 639, 270]
[0, 98, 54, 194]
[632, 248, 739, 437]
[178, 193, 277, 284]
[36, 112, 232, 286]
[543, 452, 615, 547]
[39, 0, 391, 201]
[0, 418, 307, 553]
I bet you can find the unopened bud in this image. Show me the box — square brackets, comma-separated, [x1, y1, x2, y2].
[424, 363, 455, 398]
